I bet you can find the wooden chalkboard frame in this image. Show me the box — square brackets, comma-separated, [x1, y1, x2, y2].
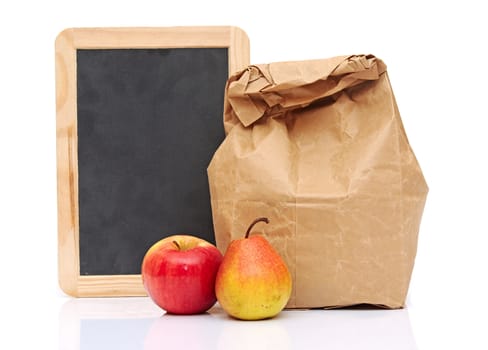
[56, 27, 250, 297]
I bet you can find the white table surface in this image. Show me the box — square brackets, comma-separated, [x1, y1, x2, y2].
[50, 293, 484, 350]
[58, 297, 417, 350]
[3, 282, 488, 349]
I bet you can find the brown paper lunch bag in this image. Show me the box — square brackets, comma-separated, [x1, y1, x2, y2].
[207, 54, 428, 309]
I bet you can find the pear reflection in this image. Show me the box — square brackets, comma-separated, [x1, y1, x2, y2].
[217, 316, 292, 350]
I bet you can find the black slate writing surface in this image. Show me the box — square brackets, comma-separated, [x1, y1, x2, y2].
[76, 48, 228, 275]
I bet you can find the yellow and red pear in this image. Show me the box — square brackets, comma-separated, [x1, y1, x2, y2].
[215, 217, 292, 320]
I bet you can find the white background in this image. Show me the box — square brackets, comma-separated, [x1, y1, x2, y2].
[1, 0, 487, 348]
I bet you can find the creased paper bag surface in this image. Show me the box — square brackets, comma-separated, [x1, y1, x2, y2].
[208, 54, 428, 309]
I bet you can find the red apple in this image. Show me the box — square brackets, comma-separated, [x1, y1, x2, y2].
[141, 235, 223, 315]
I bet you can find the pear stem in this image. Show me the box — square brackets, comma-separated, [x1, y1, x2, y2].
[244, 217, 269, 238]
[173, 240, 181, 250]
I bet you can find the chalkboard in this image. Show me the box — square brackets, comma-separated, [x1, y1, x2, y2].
[56, 27, 250, 296]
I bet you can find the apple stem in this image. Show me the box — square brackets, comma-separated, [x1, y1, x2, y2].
[173, 240, 181, 250]
[245, 217, 269, 239]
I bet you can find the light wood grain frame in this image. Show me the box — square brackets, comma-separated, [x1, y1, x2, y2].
[56, 27, 250, 297]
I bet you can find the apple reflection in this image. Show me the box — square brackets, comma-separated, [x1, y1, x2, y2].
[144, 311, 221, 349]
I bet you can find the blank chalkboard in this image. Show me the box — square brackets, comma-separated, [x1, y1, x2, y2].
[56, 27, 250, 296]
